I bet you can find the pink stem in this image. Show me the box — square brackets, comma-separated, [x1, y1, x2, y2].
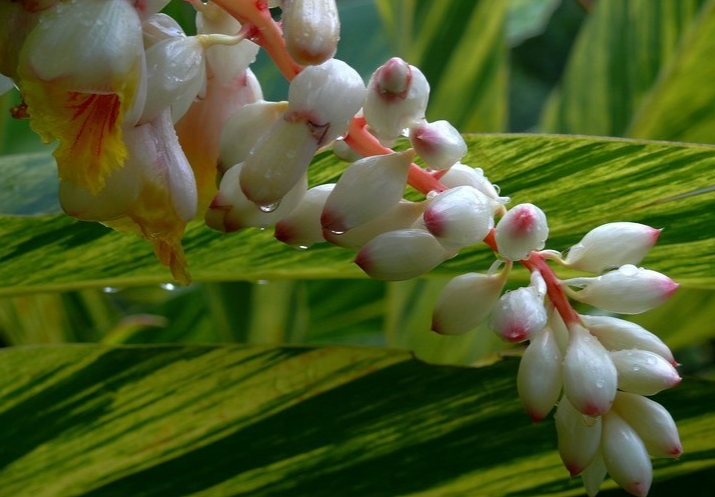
[345, 117, 448, 195]
[209, 0, 303, 81]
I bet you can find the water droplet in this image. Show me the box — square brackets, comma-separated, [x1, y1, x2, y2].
[493, 184, 501, 194]
[259, 202, 280, 213]
[329, 229, 346, 236]
[298, 245, 309, 250]
[646, 355, 657, 365]
[633, 366, 641, 372]
[160, 283, 177, 291]
[595, 379, 605, 388]
[257, 279, 269, 285]
[102, 286, 120, 294]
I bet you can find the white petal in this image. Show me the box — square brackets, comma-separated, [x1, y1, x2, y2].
[554, 396, 602, 476]
[563, 324, 617, 416]
[613, 391, 683, 458]
[322, 150, 413, 233]
[142, 13, 185, 48]
[611, 349, 681, 396]
[432, 271, 506, 335]
[602, 411, 653, 497]
[517, 327, 563, 421]
[581, 449, 607, 497]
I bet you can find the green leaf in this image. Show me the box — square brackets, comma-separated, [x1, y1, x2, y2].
[540, 0, 712, 139]
[0, 344, 712, 496]
[1, 134, 714, 293]
[0, 151, 59, 215]
[374, 0, 508, 132]
[506, 0, 561, 47]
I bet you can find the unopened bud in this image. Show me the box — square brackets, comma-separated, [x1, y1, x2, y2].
[602, 411, 653, 497]
[564, 265, 679, 314]
[322, 150, 413, 233]
[206, 162, 307, 232]
[554, 396, 602, 476]
[517, 327, 563, 422]
[613, 391, 683, 458]
[489, 275, 548, 343]
[495, 203, 548, 261]
[282, 0, 340, 65]
[581, 315, 675, 365]
[563, 324, 617, 416]
[432, 270, 507, 335]
[274, 184, 334, 248]
[355, 229, 453, 281]
[409, 120, 467, 170]
[581, 451, 607, 497]
[287, 58, 366, 144]
[218, 100, 288, 179]
[363, 58, 430, 144]
[423, 186, 493, 250]
[565, 222, 661, 273]
[440, 163, 509, 205]
[610, 349, 681, 396]
[325, 200, 426, 250]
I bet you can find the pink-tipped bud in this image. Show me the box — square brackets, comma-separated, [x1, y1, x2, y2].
[564, 265, 679, 314]
[423, 186, 493, 250]
[431, 271, 506, 335]
[275, 184, 334, 248]
[409, 120, 467, 170]
[610, 350, 681, 396]
[363, 58, 430, 144]
[489, 280, 548, 343]
[495, 203, 549, 261]
[517, 327, 563, 422]
[563, 324, 617, 416]
[325, 200, 426, 250]
[581, 450, 607, 497]
[581, 315, 675, 365]
[287, 58, 366, 144]
[354, 229, 453, 281]
[440, 164, 509, 205]
[321, 150, 413, 233]
[282, 0, 340, 65]
[554, 396, 602, 476]
[140, 35, 207, 123]
[206, 162, 307, 232]
[602, 411, 653, 497]
[613, 391, 683, 458]
[565, 222, 661, 274]
[218, 100, 288, 179]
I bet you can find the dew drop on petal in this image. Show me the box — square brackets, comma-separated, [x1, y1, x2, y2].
[160, 283, 177, 291]
[259, 202, 281, 213]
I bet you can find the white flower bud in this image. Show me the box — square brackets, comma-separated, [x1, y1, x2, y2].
[610, 350, 681, 396]
[563, 324, 617, 416]
[239, 117, 319, 206]
[274, 184, 335, 248]
[287, 58, 366, 144]
[322, 150, 413, 233]
[363, 58, 430, 144]
[581, 315, 675, 365]
[141, 35, 207, 123]
[564, 265, 679, 314]
[517, 327, 563, 422]
[142, 13, 185, 48]
[489, 282, 547, 343]
[409, 120, 467, 170]
[440, 164, 508, 204]
[332, 137, 362, 163]
[565, 222, 661, 273]
[495, 203, 549, 261]
[613, 391, 683, 458]
[218, 100, 288, 178]
[355, 229, 453, 281]
[423, 186, 493, 250]
[602, 411, 653, 497]
[581, 450, 607, 497]
[206, 162, 307, 232]
[282, 0, 340, 65]
[554, 396, 602, 476]
[325, 200, 426, 250]
[432, 270, 507, 335]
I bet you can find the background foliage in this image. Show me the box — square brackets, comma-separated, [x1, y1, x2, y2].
[0, 0, 713, 495]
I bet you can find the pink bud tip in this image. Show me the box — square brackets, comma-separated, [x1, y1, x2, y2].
[423, 209, 445, 237]
[528, 411, 544, 424]
[565, 463, 583, 477]
[662, 280, 680, 298]
[376, 57, 411, 99]
[504, 325, 528, 343]
[274, 222, 293, 244]
[512, 207, 537, 234]
[650, 227, 663, 243]
[354, 248, 372, 273]
[625, 481, 650, 497]
[321, 208, 347, 233]
[582, 403, 607, 417]
[669, 444, 684, 458]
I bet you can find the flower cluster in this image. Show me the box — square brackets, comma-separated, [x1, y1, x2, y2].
[1, 1, 682, 495]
